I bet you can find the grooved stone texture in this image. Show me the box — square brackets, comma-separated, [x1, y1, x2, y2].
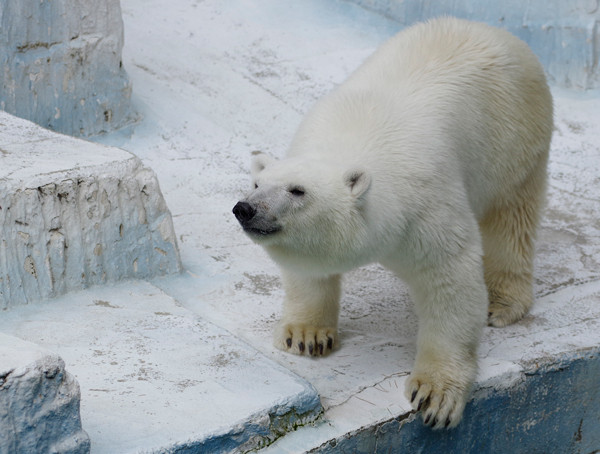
[0, 0, 134, 136]
[0, 111, 181, 308]
[0, 333, 90, 454]
[349, 0, 600, 89]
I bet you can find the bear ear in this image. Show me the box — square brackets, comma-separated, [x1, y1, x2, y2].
[343, 169, 371, 199]
[251, 152, 276, 177]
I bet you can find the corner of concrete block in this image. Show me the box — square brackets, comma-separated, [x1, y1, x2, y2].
[244, 385, 324, 451]
[0, 334, 91, 454]
[0, 112, 183, 307]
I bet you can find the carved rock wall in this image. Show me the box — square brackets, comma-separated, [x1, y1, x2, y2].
[0, 0, 135, 136]
[0, 333, 90, 454]
[0, 111, 181, 308]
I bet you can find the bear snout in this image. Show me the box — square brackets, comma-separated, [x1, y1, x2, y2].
[233, 201, 256, 224]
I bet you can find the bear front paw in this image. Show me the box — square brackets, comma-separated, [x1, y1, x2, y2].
[274, 323, 337, 356]
[405, 371, 470, 430]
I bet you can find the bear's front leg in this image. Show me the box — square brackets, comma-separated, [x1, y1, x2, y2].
[404, 249, 488, 429]
[274, 272, 341, 356]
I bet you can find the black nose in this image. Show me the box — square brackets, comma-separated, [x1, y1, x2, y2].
[233, 201, 256, 223]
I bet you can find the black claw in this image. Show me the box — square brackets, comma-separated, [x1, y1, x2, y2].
[298, 341, 305, 353]
[318, 343, 324, 355]
[417, 398, 425, 411]
[445, 418, 451, 428]
[286, 338, 292, 348]
[327, 337, 333, 350]
[411, 390, 417, 403]
[424, 414, 431, 425]
[308, 343, 314, 355]
[432, 418, 438, 427]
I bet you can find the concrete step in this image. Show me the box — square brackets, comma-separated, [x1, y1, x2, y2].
[0, 280, 322, 453]
[0, 112, 181, 309]
[259, 281, 600, 453]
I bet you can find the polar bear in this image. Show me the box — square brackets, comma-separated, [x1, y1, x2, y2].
[233, 17, 552, 429]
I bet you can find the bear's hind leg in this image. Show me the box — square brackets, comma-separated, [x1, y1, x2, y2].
[481, 165, 546, 327]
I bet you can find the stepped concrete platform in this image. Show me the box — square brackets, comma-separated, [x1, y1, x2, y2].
[0, 281, 322, 453]
[1, 0, 599, 452]
[0, 111, 181, 308]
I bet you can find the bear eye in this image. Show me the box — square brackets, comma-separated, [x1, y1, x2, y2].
[289, 186, 305, 197]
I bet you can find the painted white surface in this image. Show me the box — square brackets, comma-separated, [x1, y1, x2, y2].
[0, 111, 136, 187]
[0, 282, 321, 453]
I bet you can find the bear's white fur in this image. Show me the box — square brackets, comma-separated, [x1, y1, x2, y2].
[233, 17, 553, 429]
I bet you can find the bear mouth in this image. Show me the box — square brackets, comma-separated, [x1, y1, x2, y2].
[244, 226, 281, 236]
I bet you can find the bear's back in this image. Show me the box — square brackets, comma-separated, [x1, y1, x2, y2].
[348, 17, 545, 97]
[293, 17, 552, 218]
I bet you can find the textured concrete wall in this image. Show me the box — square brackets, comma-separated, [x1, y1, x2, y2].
[0, 0, 134, 136]
[349, 0, 600, 89]
[0, 112, 181, 308]
[0, 333, 90, 454]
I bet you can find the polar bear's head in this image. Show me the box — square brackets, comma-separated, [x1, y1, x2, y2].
[233, 153, 371, 271]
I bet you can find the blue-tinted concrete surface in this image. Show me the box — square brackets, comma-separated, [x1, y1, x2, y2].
[0, 112, 182, 309]
[348, 0, 600, 89]
[0, 281, 323, 453]
[0, 0, 135, 136]
[313, 349, 600, 453]
[0, 334, 90, 454]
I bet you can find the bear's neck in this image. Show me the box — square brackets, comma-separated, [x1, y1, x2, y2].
[264, 242, 375, 277]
